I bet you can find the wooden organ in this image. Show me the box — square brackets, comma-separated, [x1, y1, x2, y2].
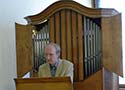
[15, 1, 123, 90]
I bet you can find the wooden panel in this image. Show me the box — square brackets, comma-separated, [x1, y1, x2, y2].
[102, 14, 123, 76]
[61, 10, 66, 58]
[15, 23, 33, 77]
[71, 11, 78, 81]
[111, 14, 123, 76]
[74, 69, 103, 90]
[14, 77, 72, 90]
[74, 68, 118, 90]
[55, 12, 61, 45]
[66, 10, 72, 62]
[77, 14, 84, 80]
[102, 16, 115, 72]
[49, 16, 55, 42]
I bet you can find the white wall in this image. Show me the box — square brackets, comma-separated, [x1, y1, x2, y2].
[0, 0, 91, 90]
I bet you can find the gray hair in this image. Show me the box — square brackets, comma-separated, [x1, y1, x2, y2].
[45, 42, 61, 54]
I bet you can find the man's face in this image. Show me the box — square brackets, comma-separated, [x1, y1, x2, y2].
[45, 45, 59, 65]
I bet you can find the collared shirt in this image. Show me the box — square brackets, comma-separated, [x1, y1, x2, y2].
[49, 61, 59, 77]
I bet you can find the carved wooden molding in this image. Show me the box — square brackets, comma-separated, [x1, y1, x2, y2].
[25, 1, 118, 25]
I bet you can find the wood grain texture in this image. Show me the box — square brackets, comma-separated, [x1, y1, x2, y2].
[16, 23, 33, 77]
[14, 77, 72, 90]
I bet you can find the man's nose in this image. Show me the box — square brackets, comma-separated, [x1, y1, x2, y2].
[46, 55, 50, 59]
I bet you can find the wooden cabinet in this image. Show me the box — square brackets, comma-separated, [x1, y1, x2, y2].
[15, 1, 123, 90]
[14, 77, 72, 90]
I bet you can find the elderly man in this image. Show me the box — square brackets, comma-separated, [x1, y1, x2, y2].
[38, 42, 74, 82]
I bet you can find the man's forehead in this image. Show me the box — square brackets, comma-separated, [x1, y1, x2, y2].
[45, 45, 56, 52]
